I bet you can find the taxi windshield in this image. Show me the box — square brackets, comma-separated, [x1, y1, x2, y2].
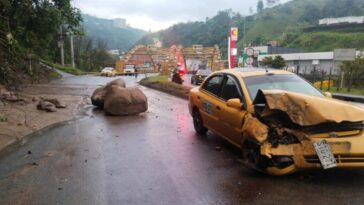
[244, 74, 324, 100]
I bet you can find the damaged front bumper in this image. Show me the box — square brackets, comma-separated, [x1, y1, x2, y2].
[261, 135, 364, 175]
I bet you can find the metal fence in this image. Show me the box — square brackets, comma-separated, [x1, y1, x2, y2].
[295, 68, 364, 93]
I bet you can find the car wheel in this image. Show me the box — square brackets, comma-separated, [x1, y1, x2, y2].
[192, 109, 208, 135]
[241, 139, 269, 171]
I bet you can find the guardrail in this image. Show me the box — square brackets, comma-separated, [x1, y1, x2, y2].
[332, 93, 364, 103]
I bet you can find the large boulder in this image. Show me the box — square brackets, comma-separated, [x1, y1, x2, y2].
[91, 78, 126, 108]
[106, 78, 126, 89]
[104, 86, 148, 116]
[91, 85, 107, 108]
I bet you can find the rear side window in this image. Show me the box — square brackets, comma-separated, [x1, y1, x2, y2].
[221, 77, 241, 101]
[202, 75, 224, 96]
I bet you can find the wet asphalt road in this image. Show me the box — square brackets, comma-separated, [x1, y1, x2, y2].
[1, 75, 364, 205]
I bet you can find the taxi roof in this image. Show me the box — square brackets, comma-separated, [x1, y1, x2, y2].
[214, 67, 294, 78]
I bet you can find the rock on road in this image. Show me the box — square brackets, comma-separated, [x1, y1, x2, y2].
[0, 75, 364, 205]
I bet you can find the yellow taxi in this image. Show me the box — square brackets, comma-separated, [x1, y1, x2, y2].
[189, 68, 364, 175]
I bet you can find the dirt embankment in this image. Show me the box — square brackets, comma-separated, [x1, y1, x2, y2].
[0, 85, 87, 154]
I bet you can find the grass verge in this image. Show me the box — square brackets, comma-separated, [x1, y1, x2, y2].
[321, 87, 364, 96]
[139, 75, 192, 100]
[41, 60, 84, 75]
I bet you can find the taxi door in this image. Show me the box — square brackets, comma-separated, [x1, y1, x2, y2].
[198, 75, 226, 134]
[216, 75, 247, 145]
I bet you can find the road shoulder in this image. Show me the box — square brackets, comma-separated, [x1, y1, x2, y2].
[0, 90, 88, 155]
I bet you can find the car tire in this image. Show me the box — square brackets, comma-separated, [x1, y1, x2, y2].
[192, 109, 208, 135]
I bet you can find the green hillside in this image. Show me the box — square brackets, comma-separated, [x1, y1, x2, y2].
[139, 0, 364, 54]
[82, 14, 147, 51]
[282, 32, 364, 51]
[241, 0, 364, 50]
[138, 10, 234, 54]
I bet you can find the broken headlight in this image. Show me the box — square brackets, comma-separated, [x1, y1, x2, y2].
[268, 129, 300, 147]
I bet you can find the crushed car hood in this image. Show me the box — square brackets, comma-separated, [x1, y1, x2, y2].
[253, 90, 364, 126]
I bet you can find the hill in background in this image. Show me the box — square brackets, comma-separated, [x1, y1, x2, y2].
[138, 0, 364, 54]
[82, 14, 148, 52]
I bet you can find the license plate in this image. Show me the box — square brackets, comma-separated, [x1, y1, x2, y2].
[313, 140, 337, 169]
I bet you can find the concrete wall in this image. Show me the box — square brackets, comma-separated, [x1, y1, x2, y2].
[285, 59, 340, 75]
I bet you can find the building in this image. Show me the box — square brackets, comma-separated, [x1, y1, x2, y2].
[108, 50, 120, 56]
[113, 18, 127, 28]
[153, 38, 162, 48]
[266, 0, 280, 8]
[242, 45, 303, 67]
[319, 16, 364, 26]
[245, 45, 303, 55]
[257, 51, 362, 75]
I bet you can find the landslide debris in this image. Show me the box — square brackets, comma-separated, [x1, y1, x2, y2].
[91, 78, 148, 116]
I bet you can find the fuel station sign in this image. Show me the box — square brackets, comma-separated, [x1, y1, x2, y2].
[228, 27, 238, 69]
[230, 27, 238, 41]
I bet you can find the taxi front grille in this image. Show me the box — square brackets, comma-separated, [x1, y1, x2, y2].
[302, 122, 364, 134]
[305, 155, 364, 164]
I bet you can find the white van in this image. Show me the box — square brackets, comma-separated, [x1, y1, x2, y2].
[124, 64, 136, 75]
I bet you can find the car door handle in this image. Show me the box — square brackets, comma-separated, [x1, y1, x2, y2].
[216, 106, 221, 110]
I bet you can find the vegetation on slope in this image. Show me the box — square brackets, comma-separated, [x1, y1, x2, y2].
[82, 14, 148, 52]
[139, 0, 364, 54]
[282, 32, 364, 51]
[0, 0, 82, 87]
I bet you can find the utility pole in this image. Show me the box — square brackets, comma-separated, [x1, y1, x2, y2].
[243, 16, 246, 48]
[59, 26, 64, 66]
[70, 34, 75, 68]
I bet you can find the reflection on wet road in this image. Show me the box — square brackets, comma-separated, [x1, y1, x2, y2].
[1, 75, 364, 205]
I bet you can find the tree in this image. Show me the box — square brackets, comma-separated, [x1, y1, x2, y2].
[249, 7, 254, 14]
[340, 55, 364, 91]
[260, 55, 286, 69]
[299, 4, 322, 23]
[72, 36, 114, 72]
[0, 0, 82, 58]
[0, 0, 83, 86]
[260, 56, 274, 67]
[257, 0, 264, 13]
[271, 55, 286, 69]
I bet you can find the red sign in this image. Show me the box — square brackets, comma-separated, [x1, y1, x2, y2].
[230, 27, 238, 42]
[246, 47, 254, 56]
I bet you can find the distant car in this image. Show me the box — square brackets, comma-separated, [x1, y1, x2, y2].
[189, 68, 364, 175]
[190, 69, 212, 85]
[124, 64, 136, 75]
[101, 67, 116, 77]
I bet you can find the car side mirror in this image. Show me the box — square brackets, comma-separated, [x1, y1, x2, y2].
[226, 98, 243, 110]
[323, 92, 332, 98]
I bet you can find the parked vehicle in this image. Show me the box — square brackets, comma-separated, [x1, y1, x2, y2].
[189, 68, 364, 175]
[190, 69, 212, 85]
[124, 64, 136, 75]
[101, 67, 116, 77]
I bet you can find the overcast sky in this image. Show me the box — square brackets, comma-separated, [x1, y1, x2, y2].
[72, 0, 291, 31]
